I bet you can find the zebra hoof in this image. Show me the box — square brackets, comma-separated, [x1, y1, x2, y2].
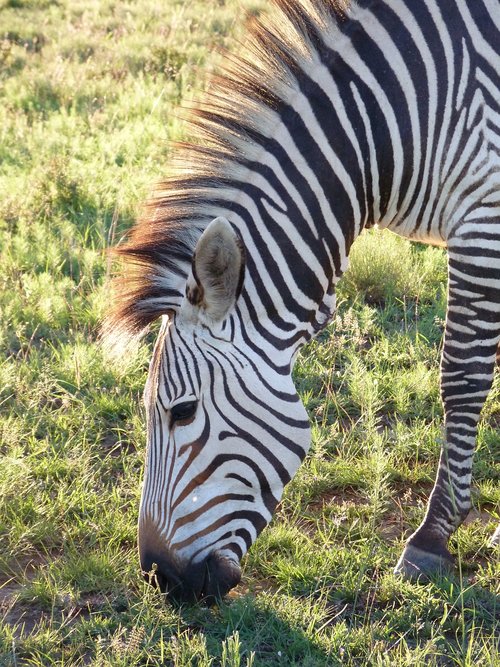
[394, 544, 455, 582]
[489, 525, 500, 547]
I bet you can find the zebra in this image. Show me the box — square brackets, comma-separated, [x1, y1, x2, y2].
[103, 0, 500, 602]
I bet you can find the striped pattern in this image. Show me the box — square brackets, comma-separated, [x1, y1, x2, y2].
[140, 313, 311, 570]
[104, 0, 500, 594]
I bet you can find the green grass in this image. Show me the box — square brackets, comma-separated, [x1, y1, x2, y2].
[0, 1, 499, 665]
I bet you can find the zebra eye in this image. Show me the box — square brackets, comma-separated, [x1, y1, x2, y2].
[170, 400, 197, 424]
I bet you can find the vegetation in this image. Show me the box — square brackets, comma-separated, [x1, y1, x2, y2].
[0, 0, 498, 664]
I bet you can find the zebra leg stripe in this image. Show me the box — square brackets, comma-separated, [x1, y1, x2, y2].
[396, 224, 500, 579]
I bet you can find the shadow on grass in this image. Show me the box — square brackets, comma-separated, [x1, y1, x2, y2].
[0, 565, 498, 666]
[0, 587, 334, 666]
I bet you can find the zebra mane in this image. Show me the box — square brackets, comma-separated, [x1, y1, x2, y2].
[102, 0, 349, 353]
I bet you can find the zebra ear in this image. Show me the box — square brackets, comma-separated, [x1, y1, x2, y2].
[185, 217, 245, 322]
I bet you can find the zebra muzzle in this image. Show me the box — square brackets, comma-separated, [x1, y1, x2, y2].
[202, 551, 242, 603]
[141, 549, 241, 604]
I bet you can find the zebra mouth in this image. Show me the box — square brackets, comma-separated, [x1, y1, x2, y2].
[142, 550, 241, 604]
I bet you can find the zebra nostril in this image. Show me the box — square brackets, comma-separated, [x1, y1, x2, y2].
[202, 552, 241, 603]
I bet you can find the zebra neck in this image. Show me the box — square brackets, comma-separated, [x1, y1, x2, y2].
[201, 105, 369, 356]
[201, 187, 361, 367]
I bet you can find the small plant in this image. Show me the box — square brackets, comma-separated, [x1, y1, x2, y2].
[221, 632, 255, 667]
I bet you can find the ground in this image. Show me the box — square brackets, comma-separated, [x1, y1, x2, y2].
[0, 0, 498, 665]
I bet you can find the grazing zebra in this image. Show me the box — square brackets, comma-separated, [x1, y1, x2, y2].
[103, 0, 500, 602]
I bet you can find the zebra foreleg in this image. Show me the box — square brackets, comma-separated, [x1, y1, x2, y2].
[395, 238, 500, 580]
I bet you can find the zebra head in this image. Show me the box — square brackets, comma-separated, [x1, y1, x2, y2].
[139, 217, 311, 603]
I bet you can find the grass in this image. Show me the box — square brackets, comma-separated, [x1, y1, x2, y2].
[0, 0, 498, 665]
